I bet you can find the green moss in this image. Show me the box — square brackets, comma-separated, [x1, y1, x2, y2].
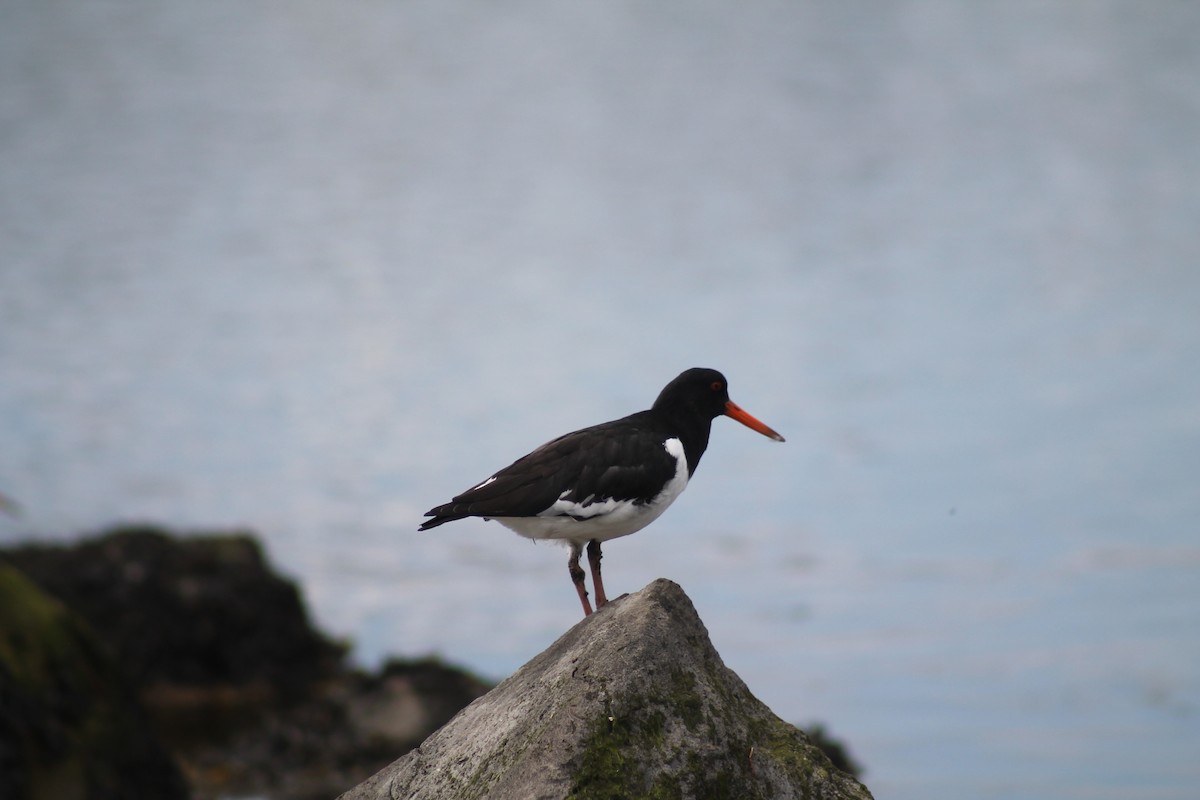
[570, 716, 634, 799]
[567, 668, 742, 800]
[0, 566, 83, 685]
[747, 713, 836, 790]
[568, 681, 677, 800]
[0, 564, 188, 800]
[569, 715, 685, 800]
[681, 751, 744, 800]
[669, 669, 706, 731]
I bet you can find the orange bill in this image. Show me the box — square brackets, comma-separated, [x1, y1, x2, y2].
[724, 400, 786, 442]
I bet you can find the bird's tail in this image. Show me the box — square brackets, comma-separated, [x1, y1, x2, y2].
[417, 512, 465, 531]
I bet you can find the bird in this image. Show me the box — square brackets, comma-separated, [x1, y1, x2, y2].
[418, 367, 785, 617]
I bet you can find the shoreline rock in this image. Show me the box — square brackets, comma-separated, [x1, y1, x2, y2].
[0, 564, 190, 800]
[2, 525, 345, 696]
[1, 525, 491, 800]
[340, 579, 872, 800]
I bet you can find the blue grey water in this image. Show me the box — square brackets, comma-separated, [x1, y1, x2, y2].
[2, 2, 1198, 797]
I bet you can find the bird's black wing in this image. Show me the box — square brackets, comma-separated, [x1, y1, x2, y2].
[418, 412, 679, 529]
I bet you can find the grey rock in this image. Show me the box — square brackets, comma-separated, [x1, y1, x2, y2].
[339, 579, 873, 800]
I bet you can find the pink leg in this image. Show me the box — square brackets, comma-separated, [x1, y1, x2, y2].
[569, 542, 593, 617]
[587, 539, 608, 608]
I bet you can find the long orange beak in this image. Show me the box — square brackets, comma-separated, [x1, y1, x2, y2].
[724, 400, 786, 442]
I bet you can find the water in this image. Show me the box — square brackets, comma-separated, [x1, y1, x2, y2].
[3, 2, 1199, 797]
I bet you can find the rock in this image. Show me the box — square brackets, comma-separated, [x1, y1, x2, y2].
[0, 564, 189, 800]
[338, 579, 873, 800]
[1, 526, 492, 800]
[2, 524, 345, 697]
[174, 657, 493, 800]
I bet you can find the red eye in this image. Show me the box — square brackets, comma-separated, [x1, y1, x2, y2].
[711, 381, 723, 391]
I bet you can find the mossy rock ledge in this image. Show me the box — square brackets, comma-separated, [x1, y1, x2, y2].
[0, 564, 189, 800]
[338, 579, 873, 800]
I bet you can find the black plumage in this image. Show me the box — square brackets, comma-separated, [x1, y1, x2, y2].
[418, 415, 680, 528]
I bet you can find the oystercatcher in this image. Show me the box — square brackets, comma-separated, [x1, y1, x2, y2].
[419, 368, 784, 616]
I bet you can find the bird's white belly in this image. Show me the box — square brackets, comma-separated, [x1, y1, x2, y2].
[493, 438, 690, 546]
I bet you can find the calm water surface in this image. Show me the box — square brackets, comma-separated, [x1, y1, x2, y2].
[3, 3, 1199, 797]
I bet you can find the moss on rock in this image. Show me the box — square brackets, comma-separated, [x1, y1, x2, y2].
[0, 564, 188, 800]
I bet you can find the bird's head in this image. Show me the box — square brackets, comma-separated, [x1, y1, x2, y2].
[653, 368, 785, 442]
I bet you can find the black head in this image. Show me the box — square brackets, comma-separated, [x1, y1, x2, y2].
[652, 368, 785, 442]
